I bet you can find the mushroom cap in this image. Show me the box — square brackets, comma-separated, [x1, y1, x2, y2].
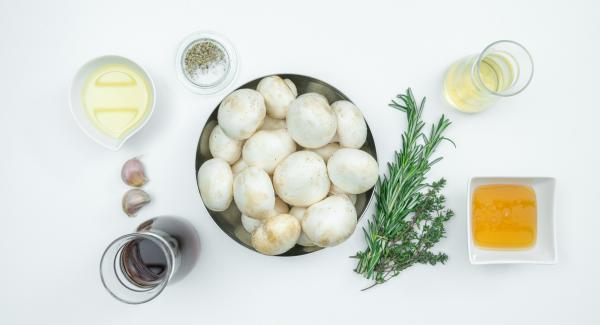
[289, 206, 314, 246]
[241, 214, 262, 233]
[257, 76, 297, 119]
[197, 158, 233, 211]
[243, 196, 290, 234]
[199, 120, 217, 158]
[218, 88, 266, 140]
[274, 197, 290, 214]
[209, 125, 243, 164]
[306, 142, 340, 163]
[331, 100, 367, 149]
[233, 166, 275, 219]
[273, 151, 330, 207]
[251, 214, 301, 255]
[242, 129, 296, 174]
[261, 196, 291, 218]
[327, 148, 378, 194]
[286, 93, 337, 148]
[231, 159, 248, 179]
[259, 116, 286, 131]
[303, 195, 357, 247]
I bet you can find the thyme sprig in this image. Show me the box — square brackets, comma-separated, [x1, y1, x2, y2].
[353, 89, 454, 290]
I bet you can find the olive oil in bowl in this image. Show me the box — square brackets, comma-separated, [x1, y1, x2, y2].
[70, 56, 155, 150]
[82, 63, 153, 139]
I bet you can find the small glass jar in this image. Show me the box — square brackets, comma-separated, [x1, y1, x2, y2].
[443, 40, 534, 113]
[175, 31, 238, 95]
[99, 216, 199, 304]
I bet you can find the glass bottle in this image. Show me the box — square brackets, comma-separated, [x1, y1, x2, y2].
[99, 216, 200, 304]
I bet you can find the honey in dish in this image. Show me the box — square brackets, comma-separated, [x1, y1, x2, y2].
[472, 184, 537, 249]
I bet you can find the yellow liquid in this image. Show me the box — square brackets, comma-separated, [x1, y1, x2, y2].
[444, 53, 516, 113]
[472, 184, 537, 249]
[82, 64, 152, 139]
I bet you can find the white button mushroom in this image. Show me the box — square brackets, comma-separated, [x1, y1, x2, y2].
[197, 158, 233, 211]
[289, 206, 314, 246]
[241, 214, 262, 233]
[261, 196, 291, 219]
[289, 206, 305, 219]
[259, 116, 287, 131]
[327, 148, 378, 194]
[329, 184, 358, 205]
[217, 89, 266, 140]
[303, 195, 357, 247]
[241, 197, 289, 234]
[328, 186, 358, 205]
[257, 76, 297, 119]
[274, 197, 290, 214]
[199, 120, 217, 158]
[233, 167, 275, 219]
[209, 125, 243, 164]
[286, 93, 337, 148]
[231, 159, 248, 179]
[242, 129, 297, 174]
[273, 151, 330, 207]
[306, 142, 340, 163]
[331, 100, 367, 149]
[251, 214, 301, 255]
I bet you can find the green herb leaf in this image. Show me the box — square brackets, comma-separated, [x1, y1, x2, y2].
[353, 89, 454, 290]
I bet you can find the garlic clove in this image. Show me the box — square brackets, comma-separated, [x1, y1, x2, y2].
[122, 189, 151, 217]
[121, 157, 148, 187]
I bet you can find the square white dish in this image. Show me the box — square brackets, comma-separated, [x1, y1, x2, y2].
[467, 177, 557, 264]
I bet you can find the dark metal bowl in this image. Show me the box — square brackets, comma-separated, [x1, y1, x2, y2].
[195, 74, 377, 256]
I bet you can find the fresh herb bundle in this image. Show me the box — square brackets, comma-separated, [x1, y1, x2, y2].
[353, 89, 454, 290]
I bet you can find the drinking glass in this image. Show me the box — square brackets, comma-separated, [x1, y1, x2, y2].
[100, 216, 199, 304]
[443, 40, 534, 113]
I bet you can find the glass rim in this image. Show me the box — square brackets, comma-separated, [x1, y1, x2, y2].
[175, 31, 239, 95]
[99, 232, 175, 304]
[472, 40, 534, 97]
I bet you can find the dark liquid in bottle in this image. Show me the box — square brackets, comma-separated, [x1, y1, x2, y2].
[121, 238, 168, 287]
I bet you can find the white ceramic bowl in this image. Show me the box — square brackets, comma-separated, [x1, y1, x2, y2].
[70, 55, 156, 150]
[467, 176, 558, 264]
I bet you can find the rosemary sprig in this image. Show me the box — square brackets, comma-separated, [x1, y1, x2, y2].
[353, 89, 455, 290]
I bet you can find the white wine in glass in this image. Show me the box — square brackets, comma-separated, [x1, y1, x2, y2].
[444, 40, 534, 113]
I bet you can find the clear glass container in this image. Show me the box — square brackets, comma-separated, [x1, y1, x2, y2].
[443, 40, 534, 113]
[175, 31, 238, 95]
[99, 216, 199, 304]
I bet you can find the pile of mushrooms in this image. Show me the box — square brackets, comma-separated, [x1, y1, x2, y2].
[197, 75, 378, 255]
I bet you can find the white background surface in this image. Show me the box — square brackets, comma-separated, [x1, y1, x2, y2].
[1, 0, 599, 324]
